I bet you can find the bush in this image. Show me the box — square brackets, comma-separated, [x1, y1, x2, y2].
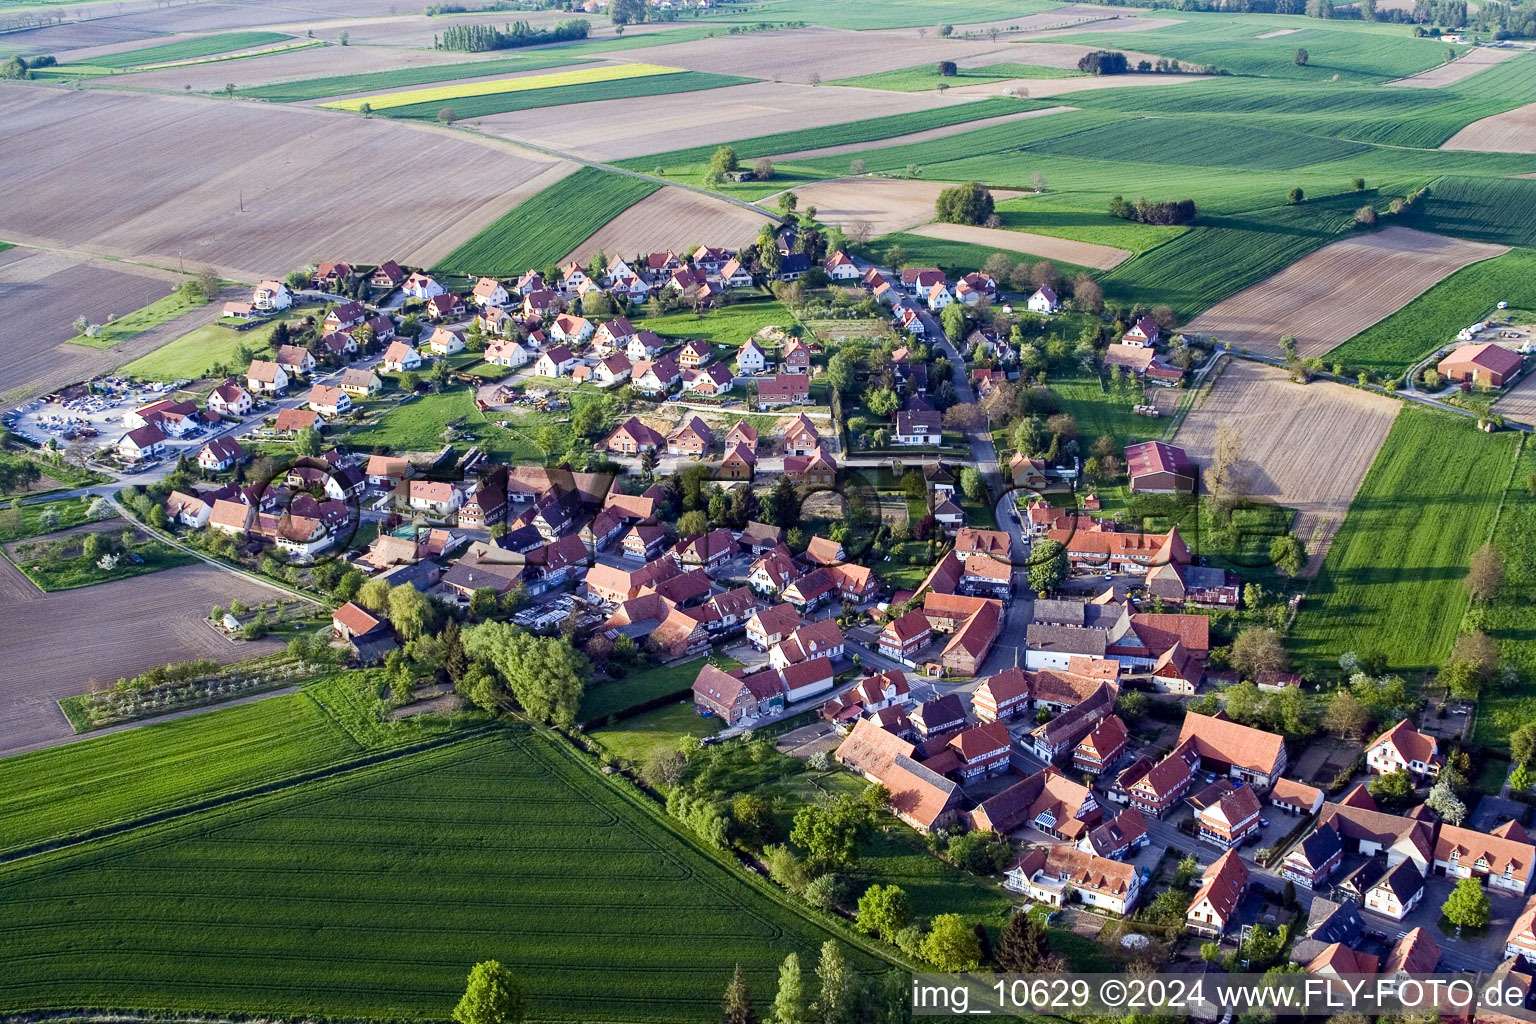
[934, 181, 995, 226]
[1078, 50, 1128, 74]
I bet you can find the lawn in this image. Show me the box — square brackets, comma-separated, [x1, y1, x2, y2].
[8, 536, 196, 592]
[343, 382, 595, 462]
[1048, 371, 1167, 449]
[119, 312, 301, 380]
[375, 70, 754, 120]
[591, 700, 723, 767]
[579, 654, 741, 726]
[238, 53, 597, 102]
[832, 61, 1084, 91]
[0, 496, 101, 543]
[1287, 407, 1522, 673]
[433, 167, 661, 277]
[58, 30, 291, 71]
[638, 300, 795, 348]
[65, 287, 207, 350]
[0, 728, 884, 1021]
[1324, 249, 1536, 378]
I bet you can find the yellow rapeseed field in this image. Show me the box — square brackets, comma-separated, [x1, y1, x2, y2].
[325, 62, 683, 111]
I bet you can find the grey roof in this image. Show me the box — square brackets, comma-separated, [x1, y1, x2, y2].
[1026, 623, 1107, 657]
[1032, 599, 1086, 627]
[913, 693, 966, 730]
[1306, 897, 1364, 944]
[350, 631, 398, 665]
[1292, 824, 1342, 870]
[1472, 795, 1529, 833]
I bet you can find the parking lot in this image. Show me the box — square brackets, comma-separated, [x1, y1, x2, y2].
[5, 376, 188, 453]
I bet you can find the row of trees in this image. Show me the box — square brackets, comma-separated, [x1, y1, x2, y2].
[1109, 194, 1198, 226]
[437, 18, 588, 50]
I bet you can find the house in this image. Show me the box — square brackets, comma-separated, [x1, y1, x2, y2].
[930, 599, 1002, 678]
[909, 693, 965, 739]
[560, 261, 592, 293]
[631, 356, 681, 397]
[1027, 286, 1059, 314]
[207, 498, 254, 536]
[313, 262, 354, 291]
[117, 423, 166, 460]
[1186, 850, 1249, 937]
[1146, 560, 1241, 607]
[1081, 808, 1150, 860]
[1177, 711, 1288, 789]
[337, 368, 382, 397]
[206, 382, 252, 417]
[483, 338, 530, 369]
[1439, 342, 1523, 387]
[692, 663, 785, 726]
[737, 521, 782, 556]
[781, 413, 820, 456]
[822, 669, 909, 724]
[778, 656, 836, 703]
[955, 272, 994, 305]
[196, 435, 246, 472]
[272, 345, 315, 379]
[1122, 316, 1161, 347]
[252, 280, 292, 312]
[718, 258, 753, 289]
[684, 363, 734, 396]
[946, 721, 1012, 780]
[522, 289, 564, 318]
[667, 416, 712, 457]
[408, 480, 462, 517]
[745, 603, 803, 650]
[971, 667, 1033, 723]
[550, 314, 593, 345]
[593, 317, 638, 352]
[879, 609, 932, 663]
[1005, 845, 1140, 916]
[777, 253, 811, 282]
[781, 339, 812, 375]
[900, 267, 945, 294]
[1074, 714, 1128, 774]
[604, 417, 665, 456]
[425, 293, 465, 320]
[592, 353, 633, 387]
[1270, 777, 1325, 817]
[273, 407, 323, 434]
[756, 374, 811, 409]
[534, 346, 577, 378]
[302, 384, 349, 418]
[673, 528, 736, 571]
[323, 300, 366, 333]
[1507, 895, 1536, 960]
[381, 341, 421, 372]
[471, 277, 509, 308]
[1384, 927, 1441, 978]
[1194, 783, 1263, 849]
[1340, 858, 1427, 920]
[1435, 822, 1536, 895]
[1317, 800, 1434, 872]
[332, 602, 383, 642]
[1306, 942, 1380, 979]
[1126, 441, 1196, 495]
[783, 447, 837, 488]
[1367, 719, 1443, 779]
[969, 766, 1099, 839]
[894, 410, 942, 446]
[835, 719, 961, 834]
[627, 330, 666, 361]
[163, 490, 210, 528]
[925, 281, 954, 310]
[769, 619, 845, 669]
[825, 250, 860, 280]
[679, 338, 713, 369]
[370, 260, 406, 292]
[1048, 524, 1191, 576]
[1282, 824, 1343, 889]
[244, 359, 289, 395]
[402, 272, 444, 301]
[364, 455, 410, 489]
[428, 327, 465, 356]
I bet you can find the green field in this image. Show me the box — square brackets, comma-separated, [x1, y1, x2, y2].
[342, 382, 602, 462]
[832, 61, 1084, 91]
[119, 312, 299, 380]
[1405, 176, 1536, 250]
[0, 496, 99, 544]
[8, 536, 196, 592]
[1324, 249, 1536, 377]
[638, 300, 794, 348]
[0, 727, 884, 1022]
[995, 191, 1190, 252]
[60, 31, 291, 71]
[379, 71, 753, 120]
[579, 655, 739, 725]
[1288, 407, 1521, 673]
[433, 166, 661, 277]
[1023, 116, 1371, 172]
[1471, 438, 1536, 748]
[237, 54, 596, 102]
[65, 287, 206, 351]
[858, 232, 1089, 283]
[591, 701, 723, 766]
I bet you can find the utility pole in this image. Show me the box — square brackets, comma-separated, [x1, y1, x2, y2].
[239, 190, 244, 213]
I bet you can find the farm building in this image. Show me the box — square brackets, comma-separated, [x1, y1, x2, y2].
[1126, 441, 1196, 494]
[1437, 342, 1523, 387]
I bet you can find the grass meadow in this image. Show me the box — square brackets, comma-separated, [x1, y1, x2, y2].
[65, 287, 206, 351]
[1471, 437, 1536, 749]
[433, 167, 661, 277]
[1287, 407, 1521, 673]
[832, 61, 1085, 91]
[119, 312, 300, 380]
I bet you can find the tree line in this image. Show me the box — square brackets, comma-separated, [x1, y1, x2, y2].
[437, 18, 588, 51]
[1109, 195, 1198, 226]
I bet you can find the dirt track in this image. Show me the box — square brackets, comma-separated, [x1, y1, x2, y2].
[768, 178, 1027, 238]
[908, 221, 1131, 270]
[1388, 45, 1520, 88]
[0, 86, 574, 280]
[1183, 227, 1508, 360]
[0, 560, 285, 757]
[1174, 359, 1400, 571]
[561, 187, 769, 265]
[1443, 99, 1536, 153]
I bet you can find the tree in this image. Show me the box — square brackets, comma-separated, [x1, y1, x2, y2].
[1513, 723, 1536, 767]
[864, 387, 900, 418]
[357, 576, 392, 612]
[1028, 538, 1067, 594]
[1232, 627, 1289, 680]
[643, 748, 686, 788]
[771, 953, 810, 1024]
[722, 964, 756, 1024]
[920, 914, 982, 971]
[1294, 48, 1309, 66]
[1353, 177, 1367, 191]
[294, 426, 321, 457]
[87, 497, 114, 521]
[462, 623, 588, 727]
[937, 59, 957, 76]
[960, 467, 985, 503]
[1467, 542, 1503, 602]
[1269, 534, 1306, 577]
[1368, 768, 1414, 807]
[1288, 186, 1305, 204]
[678, 509, 710, 538]
[856, 884, 912, 941]
[438, 106, 457, 124]
[359, 101, 373, 118]
[1355, 205, 1378, 227]
[998, 911, 1052, 972]
[1442, 877, 1491, 930]
[791, 796, 869, 869]
[814, 941, 854, 1024]
[1324, 689, 1369, 739]
[452, 961, 525, 1024]
[941, 300, 967, 342]
[1208, 424, 1246, 515]
[803, 873, 842, 910]
[708, 145, 740, 180]
[388, 583, 435, 641]
[1513, 763, 1532, 792]
[934, 181, 995, 226]
[1426, 780, 1466, 825]
[1072, 272, 1103, 313]
[611, 0, 645, 23]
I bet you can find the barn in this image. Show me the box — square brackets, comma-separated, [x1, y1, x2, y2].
[1437, 342, 1523, 388]
[1126, 441, 1196, 495]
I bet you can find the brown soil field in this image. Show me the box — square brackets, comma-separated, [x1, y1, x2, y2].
[0, 558, 286, 756]
[1443, 99, 1536, 153]
[1023, 14, 1186, 35]
[763, 178, 1026, 237]
[0, 19, 157, 54]
[1254, 28, 1301, 37]
[1183, 227, 1508, 360]
[475, 80, 969, 162]
[939, 70, 1209, 98]
[114, 41, 509, 95]
[0, 246, 227, 402]
[766, 105, 1073, 162]
[920, 4, 1143, 35]
[908, 221, 1131, 270]
[0, 87, 576, 280]
[1388, 45, 1519, 88]
[1174, 359, 1400, 571]
[561, 187, 770, 266]
[612, 26, 1014, 84]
